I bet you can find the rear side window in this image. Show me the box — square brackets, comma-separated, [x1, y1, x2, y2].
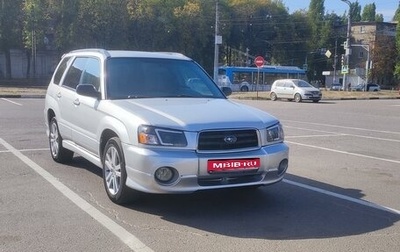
[53, 57, 71, 85]
[62, 57, 101, 90]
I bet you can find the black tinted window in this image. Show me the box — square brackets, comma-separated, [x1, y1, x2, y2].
[62, 57, 100, 90]
[63, 58, 87, 90]
[53, 57, 71, 85]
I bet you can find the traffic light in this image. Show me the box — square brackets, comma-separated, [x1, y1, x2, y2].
[341, 54, 345, 66]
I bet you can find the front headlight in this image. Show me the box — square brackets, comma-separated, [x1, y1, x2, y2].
[266, 123, 284, 144]
[138, 125, 187, 147]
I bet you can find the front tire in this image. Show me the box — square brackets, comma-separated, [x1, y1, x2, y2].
[294, 93, 302, 103]
[102, 137, 137, 204]
[49, 117, 73, 163]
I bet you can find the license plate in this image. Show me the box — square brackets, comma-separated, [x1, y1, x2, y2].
[207, 158, 260, 173]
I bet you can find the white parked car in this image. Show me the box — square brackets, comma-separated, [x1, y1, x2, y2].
[270, 79, 322, 102]
[44, 49, 289, 204]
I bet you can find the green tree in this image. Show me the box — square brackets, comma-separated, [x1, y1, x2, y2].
[371, 35, 396, 86]
[393, 2, 400, 21]
[375, 14, 383, 22]
[393, 7, 400, 84]
[361, 3, 375, 21]
[0, 0, 24, 78]
[76, 0, 130, 49]
[225, 0, 292, 66]
[46, 0, 79, 52]
[23, 0, 47, 78]
[349, 0, 361, 22]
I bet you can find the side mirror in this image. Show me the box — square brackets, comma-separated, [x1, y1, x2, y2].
[222, 86, 232, 96]
[76, 84, 100, 99]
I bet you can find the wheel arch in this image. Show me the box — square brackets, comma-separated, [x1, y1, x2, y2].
[98, 116, 132, 159]
[100, 129, 119, 159]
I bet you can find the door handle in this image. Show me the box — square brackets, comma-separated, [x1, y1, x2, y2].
[57, 92, 62, 98]
[73, 99, 80, 106]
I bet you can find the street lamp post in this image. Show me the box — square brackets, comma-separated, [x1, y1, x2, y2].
[341, 0, 352, 91]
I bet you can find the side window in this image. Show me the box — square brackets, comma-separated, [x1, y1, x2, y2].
[62, 57, 101, 90]
[63, 57, 87, 90]
[53, 57, 72, 85]
[81, 58, 101, 90]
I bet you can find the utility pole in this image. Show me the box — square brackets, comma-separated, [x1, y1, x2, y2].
[213, 0, 221, 83]
[341, 0, 352, 91]
[333, 38, 338, 84]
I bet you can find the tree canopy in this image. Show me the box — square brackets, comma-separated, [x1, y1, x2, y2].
[0, 0, 397, 86]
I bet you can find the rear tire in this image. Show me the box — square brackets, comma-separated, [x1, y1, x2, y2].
[49, 117, 73, 163]
[102, 137, 138, 204]
[270, 92, 277, 101]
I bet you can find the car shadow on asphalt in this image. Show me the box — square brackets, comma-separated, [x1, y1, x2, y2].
[62, 156, 399, 240]
[124, 173, 399, 240]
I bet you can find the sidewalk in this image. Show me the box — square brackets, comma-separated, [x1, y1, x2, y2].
[0, 86, 47, 98]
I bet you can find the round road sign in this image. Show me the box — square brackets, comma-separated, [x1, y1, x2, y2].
[254, 56, 264, 68]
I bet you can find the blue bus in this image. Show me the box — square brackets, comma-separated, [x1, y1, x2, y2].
[218, 65, 306, 92]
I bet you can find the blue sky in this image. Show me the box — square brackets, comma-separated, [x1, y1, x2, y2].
[283, 0, 398, 22]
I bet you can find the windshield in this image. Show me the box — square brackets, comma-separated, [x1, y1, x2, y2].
[105, 58, 225, 99]
[293, 80, 313, 88]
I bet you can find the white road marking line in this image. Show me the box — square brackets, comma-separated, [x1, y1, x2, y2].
[283, 179, 400, 215]
[0, 138, 154, 252]
[286, 134, 346, 139]
[285, 125, 400, 143]
[283, 119, 400, 135]
[0, 148, 49, 153]
[286, 140, 400, 164]
[1, 98, 22, 106]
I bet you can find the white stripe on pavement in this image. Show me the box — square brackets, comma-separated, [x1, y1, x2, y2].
[0, 138, 154, 252]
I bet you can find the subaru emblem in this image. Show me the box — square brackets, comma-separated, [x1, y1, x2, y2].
[224, 135, 237, 144]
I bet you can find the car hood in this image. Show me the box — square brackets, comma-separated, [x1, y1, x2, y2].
[105, 98, 279, 131]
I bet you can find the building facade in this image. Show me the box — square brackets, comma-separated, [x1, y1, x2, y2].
[325, 21, 397, 89]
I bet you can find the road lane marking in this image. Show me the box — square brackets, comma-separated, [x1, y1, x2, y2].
[285, 126, 400, 143]
[286, 141, 400, 164]
[0, 138, 154, 252]
[1, 98, 22, 106]
[283, 119, 400, 135]
[283, 179, 400, 215]
[0, 148, 49, 153]
[286, 134, 346, 139]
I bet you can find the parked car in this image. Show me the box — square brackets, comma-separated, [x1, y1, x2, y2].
[351, 84, 364, 91]
[44, 49, 289, 204]
[270, 79, 322, 103]
[366, 84, 381, 91]
[330, 83, 343, 91]
[351, 83, 381, 92]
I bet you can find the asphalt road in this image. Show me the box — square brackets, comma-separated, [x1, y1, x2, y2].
[0, 97, 399, 252]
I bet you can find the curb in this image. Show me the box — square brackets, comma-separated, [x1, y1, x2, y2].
[0, 94, 46, 99]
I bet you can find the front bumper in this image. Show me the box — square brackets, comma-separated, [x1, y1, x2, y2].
[122, 142, 289, 194]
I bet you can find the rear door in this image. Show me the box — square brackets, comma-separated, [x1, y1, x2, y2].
[282, 81, 295, 98]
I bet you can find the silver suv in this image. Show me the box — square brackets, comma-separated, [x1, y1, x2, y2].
[44, 49, 289, 204]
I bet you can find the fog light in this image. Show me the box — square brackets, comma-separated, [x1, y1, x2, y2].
[278, 159, 288, 175]
[155, 167, 177, 184]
